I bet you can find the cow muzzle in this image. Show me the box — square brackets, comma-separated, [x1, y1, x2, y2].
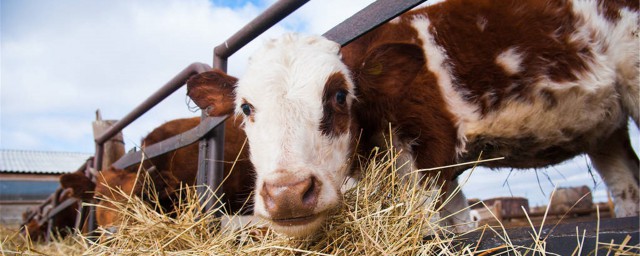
[260, 176, 321, 226]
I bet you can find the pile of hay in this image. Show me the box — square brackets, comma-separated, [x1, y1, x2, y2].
[83, 146, 468, 255]
[1, 146, 637, 255]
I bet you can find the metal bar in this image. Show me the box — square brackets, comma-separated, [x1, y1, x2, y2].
[203, 123, 225, 212]
[94, 62, 211, 145]
[74, 203, 84, 230]
[94, 144, 104, 177]
[112, 116, 228, 169]
[212, 0, 310, 64]
[37, 198, 79, 227]
[323, 0, 427, 46]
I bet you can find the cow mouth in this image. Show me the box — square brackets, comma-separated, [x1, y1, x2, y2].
[271, 213, 321, 226]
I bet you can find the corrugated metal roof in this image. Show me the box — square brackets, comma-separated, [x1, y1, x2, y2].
[0, 149, 92, 174]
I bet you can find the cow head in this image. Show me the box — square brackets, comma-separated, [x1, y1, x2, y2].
[188, 34, 425, 237]
[60, 170, 96, 201]
[93, 166, 179, 227]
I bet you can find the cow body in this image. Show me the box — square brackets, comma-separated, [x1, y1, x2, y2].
[188, 0, 639, 237]
[60, 117, 254, 228]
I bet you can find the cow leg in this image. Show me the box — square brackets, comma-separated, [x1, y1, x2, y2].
[440, 178, 473, 232]
[587, 125, 640, 217]
[394, 139, 472, 232]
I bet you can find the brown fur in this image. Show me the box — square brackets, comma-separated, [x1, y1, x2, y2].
[60, 169, 95, 200]
[187, 69, 238, 117]
[320, 73, 351, 137]
[344, 42, 459, 184]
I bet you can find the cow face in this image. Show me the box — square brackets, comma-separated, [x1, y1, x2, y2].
[188, 34, 425, 237]
[190, 34, 356, 236]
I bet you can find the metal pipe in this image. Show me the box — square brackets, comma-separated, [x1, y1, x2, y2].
[323, 0, 427, 46]
[95, 62, 211, 145]
[112, 115, 228, 170]
[93, 143, 104, 174]
[212, 0, 309, 62]
[213, 55, 226, 71]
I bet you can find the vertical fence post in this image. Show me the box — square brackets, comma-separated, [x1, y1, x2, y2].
[197, 57, 228, 215]
[83, 110, 126, 235]
[93, 110, 125, 171]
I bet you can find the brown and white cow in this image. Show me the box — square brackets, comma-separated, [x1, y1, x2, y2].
[60, 117, 254, 228]
[20, 187, 81, 241]
[187, 0, 639, 237]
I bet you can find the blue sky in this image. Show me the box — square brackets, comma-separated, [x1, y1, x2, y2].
[210, 0, 265, 9]
[1, 0, 638, 207]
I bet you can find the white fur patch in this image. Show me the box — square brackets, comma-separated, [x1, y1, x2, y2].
[462, 0, 634, 143]
[495, 47, 524, 76]
[571, 0, 640, 124]
[411, 16, 479, 155]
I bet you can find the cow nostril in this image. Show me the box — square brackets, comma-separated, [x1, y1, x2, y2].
[301, 177, 318, 206]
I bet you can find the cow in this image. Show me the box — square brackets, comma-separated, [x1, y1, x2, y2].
[187, 0, 639, 237]
[59, 117, 254, 229]
[20, 187, 81, 241]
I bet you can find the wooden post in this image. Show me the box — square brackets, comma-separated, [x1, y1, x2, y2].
[81, 109, 125, 236]
[92, 110, 125, 170]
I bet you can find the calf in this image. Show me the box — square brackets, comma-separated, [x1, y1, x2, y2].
[60, 117, 254, 228]
[188, 0, 639, 237]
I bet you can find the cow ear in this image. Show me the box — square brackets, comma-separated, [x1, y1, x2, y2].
[187, 69, 238, 116]
[356, 43, 425, 99]
[60, 172, 95, 200]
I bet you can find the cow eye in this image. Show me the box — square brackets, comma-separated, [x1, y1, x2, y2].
[241, 103, 252, 116]
[336, 90, 347, 105]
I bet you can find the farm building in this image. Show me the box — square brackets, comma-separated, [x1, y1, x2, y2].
[0, 149, 91, 225]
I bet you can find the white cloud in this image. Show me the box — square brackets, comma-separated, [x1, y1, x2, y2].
[0, 0, 377, 152]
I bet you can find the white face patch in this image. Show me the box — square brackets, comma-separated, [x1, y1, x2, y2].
[234, 34, 356, 235]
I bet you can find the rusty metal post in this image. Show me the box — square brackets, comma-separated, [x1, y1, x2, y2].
[197, 58, 227, 214]
[196, 117, 226, 213]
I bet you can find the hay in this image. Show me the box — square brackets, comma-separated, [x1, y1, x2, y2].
[1, 146, 637, 255]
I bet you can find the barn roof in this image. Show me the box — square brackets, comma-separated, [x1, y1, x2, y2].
[0, 149, 92, 174]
